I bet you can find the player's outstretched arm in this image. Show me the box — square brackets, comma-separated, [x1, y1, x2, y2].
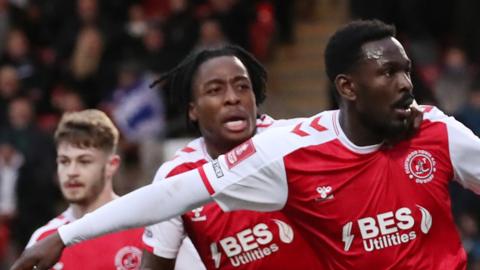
[10, 232, 64, 270]
[11, 169, 212, 270]
[140, 250, 175, 270]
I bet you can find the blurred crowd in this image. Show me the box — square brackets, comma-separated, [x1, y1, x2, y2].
[1, 0, 480, 268]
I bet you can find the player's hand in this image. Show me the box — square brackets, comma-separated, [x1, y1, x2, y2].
[10, 232, 65, 270]
[386, 100, 424, 145]
[403, 100, 423, 138]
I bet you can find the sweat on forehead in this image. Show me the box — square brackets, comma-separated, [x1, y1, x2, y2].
[360, 37, 409, 63]
[324, 19, 396, 82]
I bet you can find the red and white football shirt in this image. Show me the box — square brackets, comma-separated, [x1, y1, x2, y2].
[28, 208, 144, 270]
[198, 106, 479, 269]
[143, 115, 323, 269]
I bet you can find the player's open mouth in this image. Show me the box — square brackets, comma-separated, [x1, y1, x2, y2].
[224, 119, 248, 132]
[65, 182, 84, 188]
[393, 96, 414, 118]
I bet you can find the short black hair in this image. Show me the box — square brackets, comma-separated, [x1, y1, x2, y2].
[324, 19, 396, 83]
[151, 44, 267, 130]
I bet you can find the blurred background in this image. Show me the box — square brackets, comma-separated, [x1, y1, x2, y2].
[0, 0, 480, 269]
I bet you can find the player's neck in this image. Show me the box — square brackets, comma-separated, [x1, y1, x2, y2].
[204, 140, 236, 159]
[70, 187, 119, 219]
[339, 108, 383, 146]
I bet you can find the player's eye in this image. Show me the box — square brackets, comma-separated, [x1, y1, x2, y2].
[384, 68, 393, 77]
[236, 83, 251, 91]
[206, 87, 221, 95]
[58, 159, 69, 165]
[79, 159, 92, 165]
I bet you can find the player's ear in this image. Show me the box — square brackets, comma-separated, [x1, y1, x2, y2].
[105, 154, 120, 178]
[188, 102, 198, 122]
[335, 74, 356, 101]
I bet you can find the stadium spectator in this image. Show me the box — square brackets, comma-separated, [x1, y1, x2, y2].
[196, 18, 227, 49]
[457, 212, 480, 269]
[66, 26, 106, 107]
[434, 47, 473, 114]
[1, 29, 42, 93]
[206, 0, 254, 51]
[0, 142, 22, 268]
[2, 97, 58, 257]
[162, 0, 198, 65]
[103, 60, 166, 181]
[455, 79, 480, 136]
[51, 89, 86, 115]
[138, 22, 177, 74]
[125, 4, 148, 40]
[0, 65, 21, 128]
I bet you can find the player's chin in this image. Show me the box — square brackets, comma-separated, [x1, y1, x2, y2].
[65, 196, 87, 204]
[223, 129, 253, 144]
[63, 191, 85, 203]
[383, 120, 410, 140]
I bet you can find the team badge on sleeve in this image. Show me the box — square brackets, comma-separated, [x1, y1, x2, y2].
[404, 150, 436, 184]
[225, 139, 256, 169]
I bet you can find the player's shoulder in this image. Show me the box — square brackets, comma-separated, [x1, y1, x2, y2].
[420, 105, 462, 131]
[27, 212, 71, 247]
[250, 110, 338, 154]
[153, 137, 208, 181]
[256, 114, 306, 131]
[421, 105, 448, 122]
[254, 111, 337, 141]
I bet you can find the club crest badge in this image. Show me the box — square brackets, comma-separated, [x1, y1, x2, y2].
[114, 246, 142, 270]
[404, 150, 436, 184]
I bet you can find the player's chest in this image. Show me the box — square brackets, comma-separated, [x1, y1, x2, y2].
[286, 144, 451, 229]
[183, 205, 302, 269]
[284, 143, 454, 250]
[286, 141, 451, 207]
[57, 229, 144, 270]
[183, 204, 292, 243]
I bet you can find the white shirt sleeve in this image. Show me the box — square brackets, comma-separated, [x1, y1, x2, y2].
[174, 238, 205, 270]
[444, 116, 480, 194]
[57, 117, 323, 246]
[427, 106, 480, 194]
[199, 128, 296, 212]
[143, 141, 205, 265]
[143, 216, 186, 258]
[142, 217, 205, 269]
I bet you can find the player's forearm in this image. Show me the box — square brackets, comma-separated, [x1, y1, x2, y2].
[58, 169, 211, 246]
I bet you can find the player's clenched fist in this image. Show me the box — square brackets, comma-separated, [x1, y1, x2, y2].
[10, 232, 64, 270]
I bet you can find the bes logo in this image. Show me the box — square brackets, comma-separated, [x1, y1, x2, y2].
[210, 219, 294, 268]
[342, 205, 432, 252]
[404, 150, 436, 184]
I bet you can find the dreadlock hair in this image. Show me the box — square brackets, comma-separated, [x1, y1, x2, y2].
[324, 19, 396, 102]
[151, 44, 267, 131]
